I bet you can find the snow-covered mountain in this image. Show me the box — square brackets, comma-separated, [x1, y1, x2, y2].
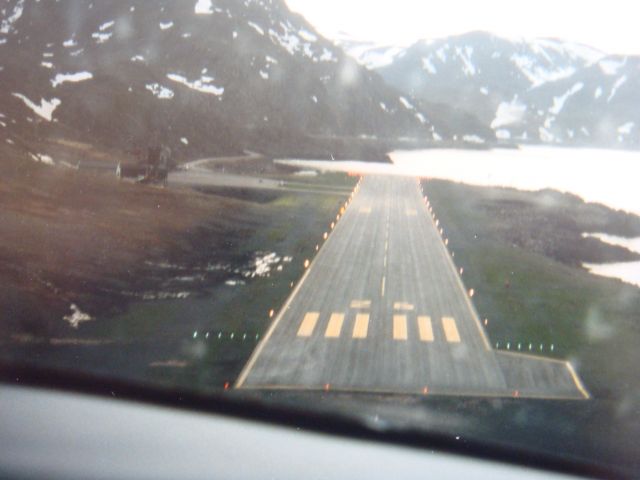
[342, 31, 639, 148]
[0, 0, 468, 162]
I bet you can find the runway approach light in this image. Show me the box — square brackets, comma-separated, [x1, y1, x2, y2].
[484, 319, 488, 326]
[315, 244, 319, 251]
[331, 222, 335, 229]
[459, 267, 464, 275]
[323, 232, 328, 240]
[269, 309, 275, 318]
[469, 288, 475, 297]
[304, 259, 310, 268]
[445, 238, 449, 245]
[435, 219, 440, 227]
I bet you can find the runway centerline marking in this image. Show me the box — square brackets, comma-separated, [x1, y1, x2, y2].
[350, 300, 371, 309]
[297, 312, 319, 337]
[442, 316, 461, 343]
[325, 313, 345, 338]
[393, 315, 408, 341]
[381, 276, 386, 297]
[418, 316, 434, 342]
[393, 302, 414, 311]
[353, 313, 369, 339]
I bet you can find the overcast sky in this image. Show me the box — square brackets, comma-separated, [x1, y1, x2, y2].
[285, 0, 639, 55]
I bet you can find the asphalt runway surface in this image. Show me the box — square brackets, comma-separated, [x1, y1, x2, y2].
[237, 175, 588, 399]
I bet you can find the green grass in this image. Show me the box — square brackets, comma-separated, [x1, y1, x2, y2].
[82, 178, 354, 390]
[423, 179, 640, 399]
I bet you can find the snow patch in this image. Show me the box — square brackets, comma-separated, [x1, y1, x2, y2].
[463, 135, 485, 144]
[145, 83, 174, 99]
[549, 82, 583, 115]
[99, 20, 115, 31]
[594, 87, 602, 99]
[159, 21, 174, 30]
[599, 57, 626, 76]
[298, 29, 317, 42]
[167, 73, 224, 96]
[63, 304, 93, 328]
[422, 56, 436, 74]
[511, 53, 576, 87]
[319, 48, 337, 62]
[51, 71, 93, 88]
[399, 97, 415, 110]
[92, 31, 113, 43]
[539, 127, 556, 143]
[617, 122, 634, 135]
[131, 55, 145, 62]
[248, 21, 264, 35]
[0, 0, 24, 34]
[195, 0, 213, 14]
[244, 252, 282, 278]
[180, 137, 189, 145]
[456, 46, 476, 76]
[607, 75, 627, 102]
[259, 69, 269, 80]
[29, 153, 54, 165]
[495, 129, 511, 140]
[491, 98, 527, 129]
[12, 93, 60, 121]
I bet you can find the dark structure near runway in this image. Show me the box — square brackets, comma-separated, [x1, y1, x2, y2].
[116, 146, 172, 186]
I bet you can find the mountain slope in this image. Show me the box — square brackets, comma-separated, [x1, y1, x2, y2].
[0, 0, 450, 162]
[345, 31, 639, 148]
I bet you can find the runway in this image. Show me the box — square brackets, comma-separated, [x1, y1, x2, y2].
[236, 175, 588, 399]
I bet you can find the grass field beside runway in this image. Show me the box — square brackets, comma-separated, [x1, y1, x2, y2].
[422, 179, 640, 400]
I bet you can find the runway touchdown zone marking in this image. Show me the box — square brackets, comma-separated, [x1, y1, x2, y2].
[353, 313, 370, 339]
[418, 316, 434, 342]
[442, 316, 461, 343]
[393, 315, 408, 341]
[297, 312, 319, 337]
[325, 313, 345, 338]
